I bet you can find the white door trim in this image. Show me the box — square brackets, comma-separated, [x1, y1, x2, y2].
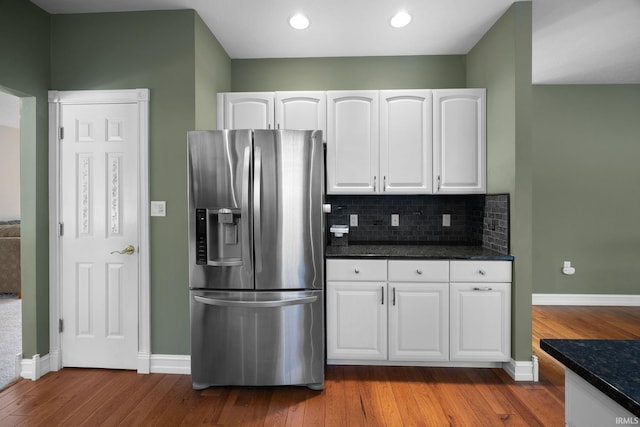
[48, 89, 151, 374]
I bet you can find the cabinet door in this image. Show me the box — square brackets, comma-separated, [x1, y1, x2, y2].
[275, 91, 326, 139]
[433, 89, 486, 194]
[221, 92, 274, 130]
[450, 282, 510, 361]
[326, 281, 387, 360]
[388, 282, 449, 361]
[326, 91, 379, 194]
[380, 90, 433, 194]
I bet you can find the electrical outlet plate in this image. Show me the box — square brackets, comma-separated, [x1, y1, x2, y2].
[391, 214, 399, 227]
[150, 201, 166, 217]
[442, 213, 451, 227]
[350, 214, 358, 227]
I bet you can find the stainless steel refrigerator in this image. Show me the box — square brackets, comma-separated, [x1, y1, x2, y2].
[187, 129, 325, 390]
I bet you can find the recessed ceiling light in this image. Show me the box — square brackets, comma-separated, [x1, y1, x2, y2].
[390, 11, 412, 28]
[289, 14, 310, 30]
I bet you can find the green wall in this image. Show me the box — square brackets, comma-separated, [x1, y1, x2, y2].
[231, 56, 466, 91]
[0, 0, 51, 358]
[533, 85, 640, 294]
[51, 10, 231, 354]
[466, 2, 533, 361]
[9, 0, 638, 366]
[195, 13, 231, 129]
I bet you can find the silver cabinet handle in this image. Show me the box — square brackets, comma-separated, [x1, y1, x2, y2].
[354, 267, 360, 274]
[437, 175, 441, 191]
[392, 287, 396, 306]
[373, 176, 377, 192]
[383, 176, 387, 192]
[416, 269, 423, 275]
[473, 287, 493, 291]
[381, 286, 384, 305]
[479, 270, 486, 275]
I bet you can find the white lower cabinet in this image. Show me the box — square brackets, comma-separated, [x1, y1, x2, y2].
[449, 261, 512, 362]
[389, 282, 449, 361]
[327, 259, 512, 365]
[326, 259, 387, 360]
[326, 281, 387, 360]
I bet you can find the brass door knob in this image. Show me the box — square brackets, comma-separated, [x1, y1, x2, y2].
[111, 245, 135, 255]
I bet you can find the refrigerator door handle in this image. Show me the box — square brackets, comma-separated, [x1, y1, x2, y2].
[253, 146, 263, 273]
[241, 146, 252, 269]
[193, 294, 317, 308]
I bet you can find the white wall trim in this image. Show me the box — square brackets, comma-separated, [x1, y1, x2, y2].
[532, 293, 640, 306]
[25, 353, 541, 381]
[149, 354, 191, 375]
[20, 354, 51, 381]
[503, 358, 536, 382]
[48, 89, 150, 374]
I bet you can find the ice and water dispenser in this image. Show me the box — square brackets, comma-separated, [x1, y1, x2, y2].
[195, 208, 243, 266]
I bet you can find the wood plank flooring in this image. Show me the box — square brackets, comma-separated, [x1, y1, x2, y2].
[1, 306, 639, 426]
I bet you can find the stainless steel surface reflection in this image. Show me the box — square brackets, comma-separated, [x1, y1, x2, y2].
[187, 129, 325, 390]
[190, 290, 324, 389]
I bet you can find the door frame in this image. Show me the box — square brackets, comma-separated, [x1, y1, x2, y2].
[48, 89, 151, 373]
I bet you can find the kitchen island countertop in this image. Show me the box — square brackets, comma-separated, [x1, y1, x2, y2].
[540, 339, 640, 418]
[325, 244, 513, 260]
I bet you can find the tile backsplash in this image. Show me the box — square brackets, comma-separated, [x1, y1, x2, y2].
[326, 194, 510, 254]
[482, 194, 510, 254]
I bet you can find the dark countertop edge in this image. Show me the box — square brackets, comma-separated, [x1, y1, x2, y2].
[540, 339, 640, 417]
[324, 244, 514, 261]
[325, 253, 514, 261]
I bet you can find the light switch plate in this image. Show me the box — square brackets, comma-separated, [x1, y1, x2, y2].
[350, 214, 358, 227]
[391, 214, 399, 227]
[150, 201, 166, 217]
[442, 213, 451, 227]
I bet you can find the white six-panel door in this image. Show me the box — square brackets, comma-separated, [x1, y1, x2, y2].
[60, 102, 140, 369]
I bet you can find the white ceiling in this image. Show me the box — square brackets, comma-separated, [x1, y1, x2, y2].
[532, 0, 640, 84]
[30, 0, 640, 84]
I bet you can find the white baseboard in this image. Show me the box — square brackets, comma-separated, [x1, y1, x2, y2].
[20, 353, 51, 381]
[149, 354, 190, 375]
[22, 354, 538, 381]
[503, 358, 536, 382]
[137, 351, 151, 374]
[532, 293, 640, 306]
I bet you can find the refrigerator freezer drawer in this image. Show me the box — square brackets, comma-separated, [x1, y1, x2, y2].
[190, 290, 325, 390]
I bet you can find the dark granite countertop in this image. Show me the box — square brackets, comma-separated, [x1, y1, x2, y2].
[325, 244, 514, 260]
[540, 339, 640, 417]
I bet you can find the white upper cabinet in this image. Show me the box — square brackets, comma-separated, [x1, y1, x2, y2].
[433, 89, 486, 194]
[219, 88, 487, 195]
[218, 92, 274, 130]
[327, 91, 379, 194]
[218, 91, 326, 136]
[275, 91, 326, 138]
[380, 90, 433, 194]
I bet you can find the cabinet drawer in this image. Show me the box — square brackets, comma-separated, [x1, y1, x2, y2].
[450, 261, 512, 282]
[388, 260, 449, 282]
[327, 259, 387, 281]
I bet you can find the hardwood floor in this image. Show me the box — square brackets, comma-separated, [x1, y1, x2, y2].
[1, 306, 639, 426]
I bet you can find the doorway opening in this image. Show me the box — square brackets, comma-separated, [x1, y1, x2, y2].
[0, 89, 22, 390]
